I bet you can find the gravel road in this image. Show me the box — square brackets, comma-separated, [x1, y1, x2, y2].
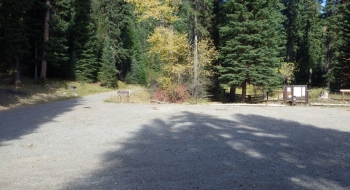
[1, 91, 350, 190]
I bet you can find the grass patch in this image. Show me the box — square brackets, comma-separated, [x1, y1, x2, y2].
[68, 81, 112, 97]
[0, 77, 113, 109]
[309, 91, 350, 104]
[308, 88, 326, 99]
[106, 89, 151, 104]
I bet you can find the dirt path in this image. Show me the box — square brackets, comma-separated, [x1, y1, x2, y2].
[1, 92, 350, 189]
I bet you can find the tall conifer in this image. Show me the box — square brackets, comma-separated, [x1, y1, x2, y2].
[0, 0, 34, 85]
[338, 2, 350, 88]
[282, 0, 323, 85]
[218, 0, 285, 102]
[99, 37, 118, 88]
[70, 0, 97, 81]
[45, 0, 72, 78]
[98, 0, 134, 79]
[323, 0, 348, 88]
[75, 22, 98, 82]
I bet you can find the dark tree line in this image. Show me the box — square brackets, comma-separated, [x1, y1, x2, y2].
[0, 0, 349, 99]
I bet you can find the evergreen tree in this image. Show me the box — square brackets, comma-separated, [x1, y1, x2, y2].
[282, 0, 323, 86]
[323, 0, 348, 88]
[0, 0, 34, 85]
[70, 0, 96, 81]
[125, 20, 154, 85]
[99, 37, 118, 88]
[125, 56, 140, 84]
[218, 0, 285, 102]
[97, 0, 134, 80]
[337, 2, 350, 88]
[75, 22, 98, 82]
[24, 0, 46, 81]
[176, 0, 213, 38]
[45, 0, 72, 78]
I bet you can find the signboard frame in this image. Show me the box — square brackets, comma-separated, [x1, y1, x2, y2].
[283, 85, 309, 104]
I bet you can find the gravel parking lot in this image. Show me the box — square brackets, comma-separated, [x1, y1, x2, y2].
[1, 91, 350, 190]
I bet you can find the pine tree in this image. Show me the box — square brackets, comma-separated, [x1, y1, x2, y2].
[97, 0, 134, 79]
[99, 37, 118, 88]
[45, 0, 72, 78]
[218, 0, 285, 102]
[125, 20, 154, 86]
[70, 0, 95, 81]
[323, 0, 349, 88]
[338, 2, 350, 88]
[282, 0, 323, 86]
[0, 0, 34, 85]
[125, 56, 140, 84]
[24, 0, 46, 81]
[75, 22, 98, 83]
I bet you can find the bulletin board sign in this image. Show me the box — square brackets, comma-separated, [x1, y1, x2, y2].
[283, 85, 309, 104]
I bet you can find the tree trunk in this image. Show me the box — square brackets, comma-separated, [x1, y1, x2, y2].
[308, 68, 312, 85]
[230, 86, 236, 102]
[14, 56, 21, 86]
[35, 45, 38, 81]
[325, 35, 332, 89]
[41, 0, 50, 79]
[193, 34, 199, 98]
[286, 40, 293, 62]
[193, 0, 199, 99]
[241, 81, 247, 102]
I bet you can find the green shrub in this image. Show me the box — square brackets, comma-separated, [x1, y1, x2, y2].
[308, 88, 327, 99]
[117, 81, 127, 89]
[36, 78, 47, 85]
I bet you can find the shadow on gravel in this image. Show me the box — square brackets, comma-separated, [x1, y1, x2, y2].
[65, 111, 350, 189]
[0, 99, 81, 144]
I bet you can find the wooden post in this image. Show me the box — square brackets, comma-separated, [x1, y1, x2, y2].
[291, 85, 294, 104]
[339, 90, 350, 101]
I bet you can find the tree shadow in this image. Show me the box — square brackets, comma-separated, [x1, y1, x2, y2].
[0, 98, 82, 145]
[65, 111, 350, 189]
[0, 89, 29, 107]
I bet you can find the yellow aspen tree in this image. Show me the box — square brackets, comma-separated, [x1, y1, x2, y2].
[126, 0, 190, 86]
[279, 62, 297, 85]
[197, 38, 219, 81]
[147, 26, 190, 89]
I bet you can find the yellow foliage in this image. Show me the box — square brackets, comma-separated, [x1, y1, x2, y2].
[125, 0, 180, 23]
[148, 27, 189, 63]
[279, 62, 297, 84]
[147, 26, 191, 89]
[125, 0, 188, 90]
[197, 38, 219, 78]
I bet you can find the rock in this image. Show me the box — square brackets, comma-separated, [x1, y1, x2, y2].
[68, 85, 77, 92]
[320, 91, 329, 99]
